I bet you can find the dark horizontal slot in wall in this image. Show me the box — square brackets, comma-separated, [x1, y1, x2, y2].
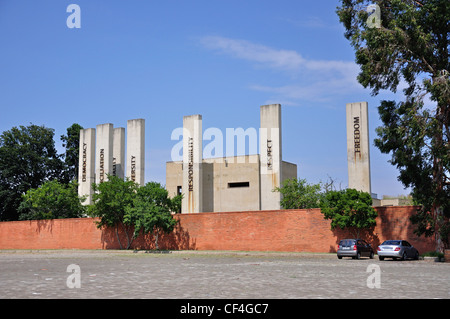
[228, 182, 250, 188]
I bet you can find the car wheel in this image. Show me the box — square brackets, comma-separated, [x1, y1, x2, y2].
[370, 251, 374, 259]
[356, 252, 361, 260]
[338, 256, 342, 259]
[379, 256, 384, 261]
[414, 251, 419, 260]
[401, 252, 407, 261]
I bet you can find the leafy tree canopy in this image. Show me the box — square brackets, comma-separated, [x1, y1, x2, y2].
[275, 178, 324, 209]
[18, 180, 86, 220]
[89, 176, 181, 250]
[124, 182, 182, 250]
[320, 188, 378, 238]
[0, 124, 63, 220]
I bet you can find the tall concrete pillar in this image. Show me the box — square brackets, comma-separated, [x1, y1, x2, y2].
[113, 127, 125, 179]
[260, 104, 282, 210]
[78, 128, 95, 205]
[182, 115, 203, 213]
[96, 123, 114, 184]
[126, 119, 145, 186]
[346, 102, 371, 194]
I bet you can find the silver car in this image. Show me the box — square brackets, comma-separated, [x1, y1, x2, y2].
[377, 240, 419, 261]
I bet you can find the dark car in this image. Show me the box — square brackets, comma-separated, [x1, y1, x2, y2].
[337, 238, 374, 259]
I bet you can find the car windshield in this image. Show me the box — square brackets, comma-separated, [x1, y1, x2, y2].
[339, 239, 355, 246]
[381, 240, 401, 245]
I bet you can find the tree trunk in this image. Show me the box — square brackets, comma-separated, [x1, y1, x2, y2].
[155, 231, 159, 250]
[432, 104, 446, 253]
[115, 225, 123, 250]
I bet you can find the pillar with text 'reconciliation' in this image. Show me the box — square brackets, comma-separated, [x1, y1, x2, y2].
[96, 123, 114, 184]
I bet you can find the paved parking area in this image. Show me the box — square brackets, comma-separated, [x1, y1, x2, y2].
[0, 250, 449, 299]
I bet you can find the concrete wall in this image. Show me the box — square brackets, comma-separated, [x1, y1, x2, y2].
[0, 207, 436, 253]
[203, 155, 260, 212]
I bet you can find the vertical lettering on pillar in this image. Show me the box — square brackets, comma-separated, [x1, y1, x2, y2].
[353, 116, 361, 159]
[267, 139, 273, 170]
[188, 137, 194, 213]
[130, 156, 136, 182]
[99, 149, 105, 183]
[188, 137, 194, 191]
[82, 143, 87, 182]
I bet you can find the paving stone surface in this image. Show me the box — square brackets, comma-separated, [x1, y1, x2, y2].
[0, 250, 448, 299]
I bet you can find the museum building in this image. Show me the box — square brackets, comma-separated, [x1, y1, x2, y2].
[166, 104, 298, 213]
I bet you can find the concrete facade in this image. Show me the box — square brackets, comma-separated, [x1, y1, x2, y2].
[113, 127, 125, 179]
[346, 102, 371, 194]
[126, 119, 145, 186]
[167, 157, 296, 213]
[95, 123, 114, 184]
[78, 128, 96, 205]
[182, 115, 203, 214]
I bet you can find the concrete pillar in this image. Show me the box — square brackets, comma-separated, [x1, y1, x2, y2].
[96, 123, 114, 184]
[78, 128, 95, 205]
[182, 115, 203, 213]
[126, 119, 145, 186]
[346, 102, 371, 194]
[260, 104, 282, 210]
[113, 127, 125, 179]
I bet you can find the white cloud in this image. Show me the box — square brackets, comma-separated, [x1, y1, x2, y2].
[199, 36, 305, 71]
[199, 36, 364, 104]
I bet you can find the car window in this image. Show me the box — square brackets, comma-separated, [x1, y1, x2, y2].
[339, 239, 355, 246]
[382, 240, 401, 245]
[402, 241, 410, 247]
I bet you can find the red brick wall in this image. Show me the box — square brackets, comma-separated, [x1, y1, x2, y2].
[0, 218, 103, 250]
[0, 206, 436, 253]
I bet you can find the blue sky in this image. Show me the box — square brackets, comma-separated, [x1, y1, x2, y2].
[0, 0, 411, 197]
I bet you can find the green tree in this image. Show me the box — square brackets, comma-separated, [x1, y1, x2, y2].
[275, 178, 324, 209]
[0, 124, 64, 221]
[18, 180, 86, 220]
[336, 0, 449, 250]
[320, 188, 378, 238]
[124, 182, 181, 250]
[60, 123, 83, 183]
[89, 175, 139, 249]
